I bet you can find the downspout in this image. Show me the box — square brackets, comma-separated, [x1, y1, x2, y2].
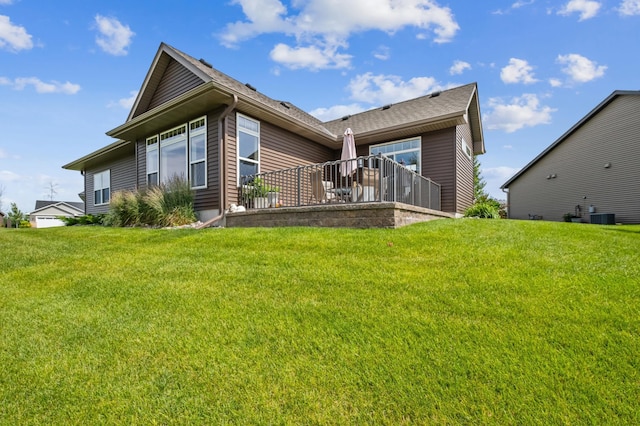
[501, 187, 509, 219]
[197, 94, 238, 229]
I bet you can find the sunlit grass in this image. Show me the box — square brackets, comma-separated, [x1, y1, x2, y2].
[1, 220, 639, 424]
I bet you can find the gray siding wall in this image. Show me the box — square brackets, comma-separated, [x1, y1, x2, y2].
[508, 95, 640, 223]
[86, 155, 136, 215]
[147, 59, 204, 111]
[225, 112, 335, 207]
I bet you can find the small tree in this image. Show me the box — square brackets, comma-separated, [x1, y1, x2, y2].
[473, 156, 488, 202]
[8, 202, 26, 228]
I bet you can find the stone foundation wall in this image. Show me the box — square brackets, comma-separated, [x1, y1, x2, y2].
[224, 202, 453, 228]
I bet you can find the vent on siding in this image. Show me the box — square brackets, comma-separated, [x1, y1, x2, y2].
[199, 58, 212, 68]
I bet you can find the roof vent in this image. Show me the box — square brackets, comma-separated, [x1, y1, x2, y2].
[341, 115, 351, 121]
[279, 101, 290, 109]
[199, 58, 212, 68]
[430, 91, 441, 98]
[381, 104, 392, 110]
[245, 83, 257, 91]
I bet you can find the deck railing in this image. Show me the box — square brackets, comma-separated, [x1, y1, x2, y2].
[238, 155, 441, 211]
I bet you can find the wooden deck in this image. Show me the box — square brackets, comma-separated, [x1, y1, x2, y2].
[224, 202, 453, 228]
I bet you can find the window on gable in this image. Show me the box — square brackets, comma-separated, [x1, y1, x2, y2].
[237, 113, 260, 183]
[94, 169, 110, 206]
[370, 138, 421, 172]
[145, 116, 207, 189]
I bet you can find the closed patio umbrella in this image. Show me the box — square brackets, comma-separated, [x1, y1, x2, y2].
[340, 127, 357, 176]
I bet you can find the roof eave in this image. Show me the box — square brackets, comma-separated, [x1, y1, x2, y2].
[62, 139, 132, 171]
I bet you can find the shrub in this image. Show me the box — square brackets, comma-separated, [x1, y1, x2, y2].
[464, 202, 501, 219]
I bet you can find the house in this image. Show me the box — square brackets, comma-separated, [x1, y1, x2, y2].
[501, 90, 640, 224]
[63, 42, 485, 226]
[29, 200, 84, 228]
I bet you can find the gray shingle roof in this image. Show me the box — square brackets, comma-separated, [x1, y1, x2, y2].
[322, 83, 477, 136]
[34, 200, 84, 211]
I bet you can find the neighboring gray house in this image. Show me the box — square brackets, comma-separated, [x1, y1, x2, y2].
[63, 42, 485, 223]
[501, 90, 640, 224]
[29, 200, 85, 228]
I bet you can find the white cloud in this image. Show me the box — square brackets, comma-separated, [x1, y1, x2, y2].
[0, 148, 7, 158]
[0, 15, 33, 52]
[373, 45, 390, 61]
[450, 60, 471, 75]
[619, 0, 640, 15]
[558, 0, 602, 20]
[108, 90, 138, 109]
[483, 166, 521, 198]
[501, 58, 538, 84]
[0, 1, 14, 5]
[269, 43, 352, 70]
[347, 72, 444, 105]
[221, 0, 459, 70]
[94, 15, 134, 56]
[484, 93, 556, 133]
[556, 53, 606, 84]
[1, 76, 80, 94]
[309, 103, 366, 121]
[549, 78, 563, 87]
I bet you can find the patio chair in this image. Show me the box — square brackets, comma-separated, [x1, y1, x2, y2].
[309, 170, 338, 203]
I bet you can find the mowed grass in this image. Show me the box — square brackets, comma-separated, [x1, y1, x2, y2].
[0, 220, 638, 424]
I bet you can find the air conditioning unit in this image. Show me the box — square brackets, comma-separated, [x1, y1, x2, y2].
[590, 213, 615, 225]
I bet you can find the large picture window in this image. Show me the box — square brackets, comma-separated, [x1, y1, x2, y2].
[145, 116, 206, 189]
[370, 138, 421, 172]
[93, 169, 110, 206]
[237, 113, 260, 183]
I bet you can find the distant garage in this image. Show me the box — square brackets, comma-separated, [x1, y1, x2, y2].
[28, 200, 84, 228]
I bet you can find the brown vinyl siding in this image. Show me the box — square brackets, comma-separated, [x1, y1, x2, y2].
[225, 112, 335, 206]
[422, 128, 457, 214]
[507, 95, 640, 223]
[147, 59, 204, 111]
[193, 111, 220, 211]
[456, 124, 475, 213]
[86, 155, 136, 214]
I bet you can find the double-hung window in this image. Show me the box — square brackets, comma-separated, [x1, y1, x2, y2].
[237, 113, 260, 183]
[146, 136, 159, 186]
[94, 169, 110, 205]
[189, 118, 207, 188]
[370, 138, 421, 172]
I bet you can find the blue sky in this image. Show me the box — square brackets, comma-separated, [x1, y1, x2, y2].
[1, 0, 639, 213]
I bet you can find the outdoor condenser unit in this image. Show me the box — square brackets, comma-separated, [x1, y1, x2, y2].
[590, 213, 615, 225]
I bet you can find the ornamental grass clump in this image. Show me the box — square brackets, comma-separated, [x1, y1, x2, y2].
[106, 176, 196, 227]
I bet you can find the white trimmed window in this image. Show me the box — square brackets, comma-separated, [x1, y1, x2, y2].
[461, 137, 472, 159]
[237, 113, 260, 183]
[94, 169, 110, 206]
[189, 117, 207, 188]
[160, 124, 187, 184]
[370, 137, 421, 172]
[146, 136, 159, 186]
[145, 116, 206, 189]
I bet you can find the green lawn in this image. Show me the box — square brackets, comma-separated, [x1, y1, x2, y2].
[1, 220, 638, 424]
